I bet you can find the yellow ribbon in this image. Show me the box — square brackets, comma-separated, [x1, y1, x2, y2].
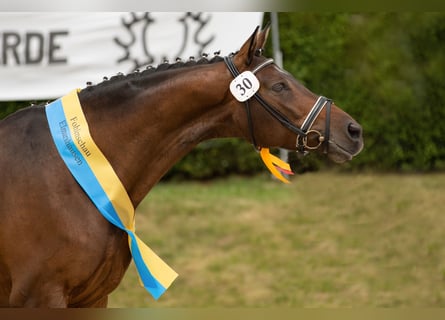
[259, 148, 294, 184]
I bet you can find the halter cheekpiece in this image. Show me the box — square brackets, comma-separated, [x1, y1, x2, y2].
[223, 54, 332, 154]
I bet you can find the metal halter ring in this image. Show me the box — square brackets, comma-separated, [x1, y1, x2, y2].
[301, 129, 325, 150]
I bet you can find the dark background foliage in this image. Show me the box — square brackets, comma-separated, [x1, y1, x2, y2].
[2, 13, 445, 178]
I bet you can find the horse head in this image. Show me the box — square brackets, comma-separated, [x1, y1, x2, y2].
[228, 26, 364, 164]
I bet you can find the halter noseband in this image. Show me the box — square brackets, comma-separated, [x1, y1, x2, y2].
[224, 55, 332, 154]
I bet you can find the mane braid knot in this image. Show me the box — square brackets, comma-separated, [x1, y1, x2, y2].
[90, 53, 225, 90]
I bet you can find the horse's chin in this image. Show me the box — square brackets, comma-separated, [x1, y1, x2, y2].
[327, 140, 363, 164]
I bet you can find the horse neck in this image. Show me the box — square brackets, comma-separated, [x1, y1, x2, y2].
[79, 62, 241, 206]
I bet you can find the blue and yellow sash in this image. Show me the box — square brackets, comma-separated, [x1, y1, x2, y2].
[45, 89, 178, 300]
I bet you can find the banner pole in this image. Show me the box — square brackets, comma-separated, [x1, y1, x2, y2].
[270, 12, 289, 175]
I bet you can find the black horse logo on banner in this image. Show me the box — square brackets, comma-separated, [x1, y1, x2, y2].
[114, 12, 215, 71]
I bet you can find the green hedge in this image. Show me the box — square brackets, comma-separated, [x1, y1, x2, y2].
[275, 13, 445, 172]
[2, 13, 445, 179]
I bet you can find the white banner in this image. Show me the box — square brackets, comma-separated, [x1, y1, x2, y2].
[0, 12, 263, 101]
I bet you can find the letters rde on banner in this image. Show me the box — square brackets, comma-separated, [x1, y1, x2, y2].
[0, 31, 69, 66]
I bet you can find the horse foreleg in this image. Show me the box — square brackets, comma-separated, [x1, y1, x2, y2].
[80, 295, 108, 308]
[9, 278, 67, 308]
[67, 295, 108, 308]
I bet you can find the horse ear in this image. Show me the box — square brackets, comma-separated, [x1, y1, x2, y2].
[257, 23, 271, 51]
[235, 25, 271, 67]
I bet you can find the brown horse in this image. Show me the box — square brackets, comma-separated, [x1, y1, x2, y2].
[0, 26, 363, 307]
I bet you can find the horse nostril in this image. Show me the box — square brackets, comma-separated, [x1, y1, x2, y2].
[348, 122, 362, 139]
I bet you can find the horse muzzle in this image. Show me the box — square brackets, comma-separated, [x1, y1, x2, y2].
[326, 120, 364, 163]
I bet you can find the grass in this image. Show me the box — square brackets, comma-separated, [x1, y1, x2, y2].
[108, 172, 445, 307]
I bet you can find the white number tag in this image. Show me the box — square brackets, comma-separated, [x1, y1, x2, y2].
[229, 71, 260, 102]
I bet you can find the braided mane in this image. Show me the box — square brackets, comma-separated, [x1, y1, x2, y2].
[87, 54, 226, 90]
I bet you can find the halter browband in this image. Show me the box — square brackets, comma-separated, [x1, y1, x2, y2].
[224, 55, 332, 154]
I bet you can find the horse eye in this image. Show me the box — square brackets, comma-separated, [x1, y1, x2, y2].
[272, 82, 286, 92]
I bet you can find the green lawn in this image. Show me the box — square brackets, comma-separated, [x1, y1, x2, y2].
[108, 172, 445, 307]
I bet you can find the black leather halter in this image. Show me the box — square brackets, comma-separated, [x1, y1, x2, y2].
[224, 55, 332, 154]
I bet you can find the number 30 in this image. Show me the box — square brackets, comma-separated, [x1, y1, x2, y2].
[236, 78, 253, 96]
